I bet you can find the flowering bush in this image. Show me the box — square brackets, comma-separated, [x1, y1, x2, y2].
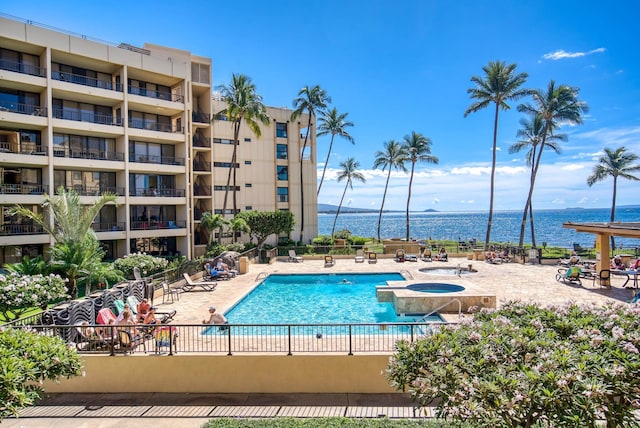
[0, 272, 67, 321]
[0, 327, 82, 420]
[387, 301, 640, 427]
[112, 252, 168, 279]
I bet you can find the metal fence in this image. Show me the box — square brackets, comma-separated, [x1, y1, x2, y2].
[23, 321, 441, 356]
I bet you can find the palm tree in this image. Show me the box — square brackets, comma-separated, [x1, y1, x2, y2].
[291, 85, 331, 243]
[200, 212, 228, 246]
[509, 113, 565, 247]
[587, 146, 640, 251]
[401, 132, 438, 242]
[372, 140, 408, 242]
[10, 187, 117, 298]
[316, 107, 355, 196]
[464, 61, 530, 249]
[331, 158, 366, 238]
[229, 216, 250, 244]
[217, 73, 270, 215]
[517, 81, 588, 248]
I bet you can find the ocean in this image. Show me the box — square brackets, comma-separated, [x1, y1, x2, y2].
[318, 207, 640, 248]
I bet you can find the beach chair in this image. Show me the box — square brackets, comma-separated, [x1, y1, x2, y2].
[368, 252, 378, 264]
[153, 325, 178, 354]
[182, 272, 217, 292]
[421, 248, 432, 262]
[324, 255, 335, 267]
[555, 266, 582, 286]
[288, 249, 303, 263]
[96, 307, 117, 325]
[116, 329, 146, 354]
[558, 255, 581, 267]
[74, 323, 112, 352]
[161, 281, 181, 304]
[354, 249, 365, 263]
[394, 249, 405, 262]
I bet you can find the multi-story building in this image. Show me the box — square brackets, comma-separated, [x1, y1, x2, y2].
[0, 15, 317, 264]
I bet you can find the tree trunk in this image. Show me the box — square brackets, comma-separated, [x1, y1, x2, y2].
[317, 134, 335, 196]
[610, 176, 617, 253]
[331, 180, 349, 238]
[223, 121, 242, 214]
[299, 120, 312, 243]
[406, 162, 416, 242]
[377, 171, 391, 242]
[485, 103, 500, 250]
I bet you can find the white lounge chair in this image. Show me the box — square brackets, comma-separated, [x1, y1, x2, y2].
[288, 250, 303, 263]
[354, 249, 365, 263]
[182, 273, 217, 292]
[324, 255, 335, 267]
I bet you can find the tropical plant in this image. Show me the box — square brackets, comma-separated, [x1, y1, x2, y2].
[83, 262, 125, 295]
[0, 327, 82, 420]
[0, 272, 67, 321]
[509, 112, 566, 247]
[3, 255, 50, 276]
[112, 253, 169, 279]
[216, 73, 270, 214]
[401, 132, 438, 242]
[331, 158, 366, 238]
[516, 81, 588, 248]
[201, 212, 228, 246]
[464, 61, 530, 249]
[373, 140, 408, 242]
[387, 301, 640, 427]
[587, 146, 640, 251]
[316, 107, 355, 196]
[291, 85, 331, 243]
[236, 210, 295, 250]
[229, 216, 250, 244]
[48, 235, 105, 299]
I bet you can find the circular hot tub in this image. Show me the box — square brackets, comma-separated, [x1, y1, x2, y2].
[407, 283, 466, 293]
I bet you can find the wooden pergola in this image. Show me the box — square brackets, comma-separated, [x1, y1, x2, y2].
[563, 222, 640, 274]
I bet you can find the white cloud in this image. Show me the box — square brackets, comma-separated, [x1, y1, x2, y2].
[561, 164, 585, 171]
[551, 198, 565, 204]
[542, 47, 606, 60]
[432, 198, 440, 204]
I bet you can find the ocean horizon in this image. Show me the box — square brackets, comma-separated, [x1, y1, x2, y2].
[318, 207, 640, 248]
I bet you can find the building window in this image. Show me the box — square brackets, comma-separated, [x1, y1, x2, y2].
[214, 209, 239, 215]
[213, 162, 240, 168]
[213, 138, 235, 145]
[277, 166, 288, 181]
[245, 206, 252, 210]
[276, 144, 288, 160]
[276, 122, 287, 138]
[277, 187, 288, 203]
[245, 183, 252, 188]
[244, 160, 251, 165]
[244, 137, 251, 142]
[213, 185, 240, 191]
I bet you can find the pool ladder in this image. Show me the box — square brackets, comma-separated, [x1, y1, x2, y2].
[254, 272, 270, 281]
[417, 298, 462, 322]
[399, 269, 414, 280]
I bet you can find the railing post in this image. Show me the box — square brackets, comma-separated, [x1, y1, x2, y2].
[287, 325, 292, 356]
[227, 325, 232, 356]
[348, 325, 353, 356]
[168, 327, 174, 356]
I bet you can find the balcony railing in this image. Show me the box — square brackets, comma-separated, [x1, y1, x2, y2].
[128, 86, 183, 102]
[92, 222, 125, 232]
[0, 58, 46, 77]
[52, 148, 125, 161]
[53, 71, 122, 91]
[193, 160, 211, 171]
[52, 108, 122, 126]
[128, 119, 181, 133]
[277, 195, 289, 203]
[0, 101, 46, 116]
[193, 136, 211, 148]
[65, 186, 125, 196]
[129, 188, 185, 197]
[128, 153, 185, 166]
[0, 183, 48, 194]
[0, 223, 45, 235]
[192, 111, 210, 123]
[0, 143, 48, 155]
[130, 220, 186, 230]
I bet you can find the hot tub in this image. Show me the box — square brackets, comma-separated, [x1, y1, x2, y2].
[406, 283, 466, 293]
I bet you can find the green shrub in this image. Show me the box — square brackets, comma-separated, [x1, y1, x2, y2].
[350, 236, 368, 246]
[334, 229, 352, 240]
[0, 272, 68, 321]
[313, 235, 334, 246]
[203, 417, 471, 427]
[112, 253, 168, 279]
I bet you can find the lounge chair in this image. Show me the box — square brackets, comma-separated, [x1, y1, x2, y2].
[127, 294, 176, 323]
[288, 250, 303, 263]
[154, 325, 178, 354]
[555, 266, 582, 286]
[182, 272, 217, 292]
[394, 249, 406, 262]
[368, 252, 378, 264]
[421, 249, 432, 262]
[75, 323, 112, 352]
[116, 329, 146, 354]
[354, 249, 365, 263]
[96, 307, 117, 325]
[558, 255, 581, 267]
[324, 255, 335, 267]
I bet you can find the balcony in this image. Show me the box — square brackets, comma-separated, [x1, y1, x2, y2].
[0, 58, 46, 77]
[129, 153, 184, 166]
[128, 119, 181, 133]
[0, 101, 46, 117]
[0, 183, 48, 194]
[65, 185, 125, 196]
[129, 187, 185, 197]
[52, 108, 121, 126]
[0, 143, 48, 155]
[130, 220, 186, 230]
[192, 111, 210, 123]
[53, 71, 121, 92]
[91, 222, 125, 232]
[193, 135, 211, 148]
[53, 148, 125, 161]
[0, 223, 45, 235]
[128, 86, 183, 102]
[193, 159, 211, 172]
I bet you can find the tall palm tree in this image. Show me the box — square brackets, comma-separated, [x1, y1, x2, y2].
[331, 158, 366, 238]
[217, 73, 270, 215]
[10, 187, 117, 298]
[200, 212, 228, 246]
[291, 85, 331, 243]
[509, 113, 565, 247]
[464, 61, 530, 249]
[401, 132, 438, 242]
[229, 216, 250, 244]
[373, 140, 408, 242]
[316, 107, 355, 196]
[587, 146, 640, 251]
[517, 81, 588, 248]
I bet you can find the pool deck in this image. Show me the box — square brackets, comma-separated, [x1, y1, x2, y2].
[3, 256, 635, 428]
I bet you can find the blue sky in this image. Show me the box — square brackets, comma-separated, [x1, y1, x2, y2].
[2, 1, 639, 212]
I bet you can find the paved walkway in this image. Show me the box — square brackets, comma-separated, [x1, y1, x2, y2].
[3, 256, 636, 427]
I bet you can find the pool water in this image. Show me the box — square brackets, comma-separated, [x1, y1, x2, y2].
[224, 273, 437, 324]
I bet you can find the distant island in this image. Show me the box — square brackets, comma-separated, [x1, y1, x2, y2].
[318, 203, 438, 214]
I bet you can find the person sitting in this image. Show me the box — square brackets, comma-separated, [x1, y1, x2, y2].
[215, 258, 238, 278]
[116, 303, 131, 322]
[136, 298, 151, 323]
[485, 250, 497, 263]
[144, 306, 159, 325]
[117, 309, 140, 337]
[434, 247, 448, 261]
[202, 306, 229, 330]
[631, 258, 640, 270]
[611, 255, 626, 270]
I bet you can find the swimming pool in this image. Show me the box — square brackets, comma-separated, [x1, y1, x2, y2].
[223, 273, 439, 324]
[419, 267, 474, 275]
[407, 283, 466, 293]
